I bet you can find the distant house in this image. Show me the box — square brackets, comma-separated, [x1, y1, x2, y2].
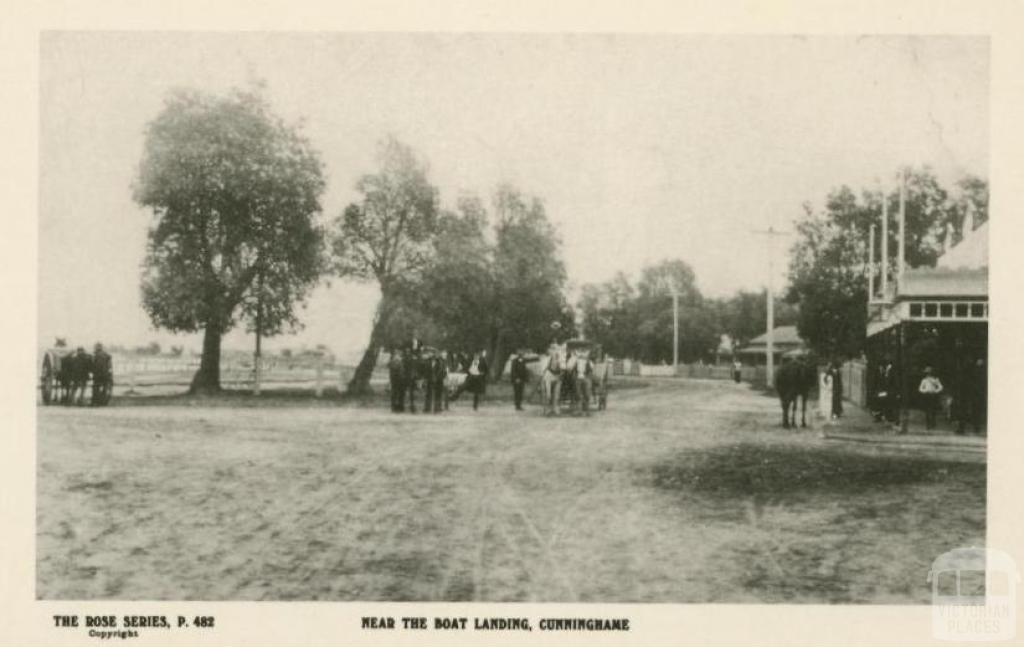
[735, 325, 805, 366]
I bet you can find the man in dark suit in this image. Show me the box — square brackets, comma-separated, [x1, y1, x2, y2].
[510, 350, 529, 411]
[424, 353, 448, 413]
[91, 343, 113, 406]
[388, 349, 405, 412]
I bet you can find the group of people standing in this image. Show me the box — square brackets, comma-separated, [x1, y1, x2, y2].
[869, 357, 987, 434]
[58, 343, 113, 406]
[386, 334, 608, 416]
[387, 335, 490, 413]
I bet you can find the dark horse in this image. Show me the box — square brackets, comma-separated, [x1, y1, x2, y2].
[775, 358, 816, 428]
[390, 350, 430, 413]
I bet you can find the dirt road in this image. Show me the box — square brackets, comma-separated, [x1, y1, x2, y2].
[37, 379, 985, 602]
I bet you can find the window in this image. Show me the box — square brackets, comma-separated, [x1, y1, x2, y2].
[955, 303, 968, 318]
[910, 303, 923, 317]
[940, 303, 953, 317]
[971, 303, 985, 318]
[925, 303, 938, 317]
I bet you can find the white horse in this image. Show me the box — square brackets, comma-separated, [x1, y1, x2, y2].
[537, 346, 565, 416]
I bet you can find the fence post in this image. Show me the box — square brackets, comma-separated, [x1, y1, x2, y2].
[126, 359, 138, 395]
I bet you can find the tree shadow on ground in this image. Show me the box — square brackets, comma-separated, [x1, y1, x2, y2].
[647, 442, 985, 503]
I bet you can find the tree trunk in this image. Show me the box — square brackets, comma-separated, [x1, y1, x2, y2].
[346, 295, 390, 395]
[190, 321, 222, 394]
[489, 333, 507, 381]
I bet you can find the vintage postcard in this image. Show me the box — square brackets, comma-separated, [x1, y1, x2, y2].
[4, 2, 1024, 646]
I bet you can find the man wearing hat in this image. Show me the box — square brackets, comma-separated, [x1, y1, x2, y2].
[91, 343, 113, 406]
[918, 365, 944, 430]
[510, 349, 530, 411]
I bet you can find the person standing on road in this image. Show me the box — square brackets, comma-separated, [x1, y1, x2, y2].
[91, 343, 113, 406]
[918, 366, 944, 430]
[510, 350, 529, 411]
[732, 359, 742, 383]
[829, 360, 844, 419]
[465, 350, 488, 411]
[819, 368, 833, 422]
[388, 349, 405, 412]
[424, 352, 447, 413]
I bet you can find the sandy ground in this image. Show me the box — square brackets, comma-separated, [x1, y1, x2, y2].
[37, 379, 985, 602]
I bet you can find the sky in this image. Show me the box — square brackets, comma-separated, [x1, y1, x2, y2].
[38, 33, 988, 360]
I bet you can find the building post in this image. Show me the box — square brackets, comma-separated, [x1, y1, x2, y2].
[881, 187, 889, 297]
[898, 323, 909, 434]
[868, 223, 876, 299]
[898, 168, 906, 282]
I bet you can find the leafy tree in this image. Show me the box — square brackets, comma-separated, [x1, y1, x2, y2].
[580, 260, 719, 364]
[787, 205, 869, 359]
[713, 291, 798, 350]
[134, 85, 325, 393]
[330, 136, 439, 394]
[488, 185, 573, 374]
[579, 272, 637, 359]
[412, 195, 496, 353]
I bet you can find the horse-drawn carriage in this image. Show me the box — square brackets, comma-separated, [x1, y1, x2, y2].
[39, 341, 112, 406]
[532, 338, 611, 414]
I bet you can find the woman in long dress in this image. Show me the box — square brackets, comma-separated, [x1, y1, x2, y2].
[819, 369, 833, 422]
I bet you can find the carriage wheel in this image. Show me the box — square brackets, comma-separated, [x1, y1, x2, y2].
[41, 355, 54, 405]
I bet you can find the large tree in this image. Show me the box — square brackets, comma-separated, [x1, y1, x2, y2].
[413, 195, 496, 353]
[579, 260, 720, 364]
[134, 85, 326, 393]
[487, 185, 573, 375]
[330, 136, 439, 394]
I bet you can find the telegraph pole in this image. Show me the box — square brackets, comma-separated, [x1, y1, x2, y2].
[661, 278, 680, 376]
[672, 287, 679, 376]
[254, 270, 263, 396]
[753, 226, 791, 389]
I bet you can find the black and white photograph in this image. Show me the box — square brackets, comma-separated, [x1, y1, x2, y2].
[32, 31, 994, 608]
[3, 8, 1018, 644]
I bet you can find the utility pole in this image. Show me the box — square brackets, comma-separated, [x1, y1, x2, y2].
[254, 270, 263, 396]
[753, 226, 791, 389]
[897, 168, 908, 433]
[672, 287, 679, 376]
[661, 278, 679, 376]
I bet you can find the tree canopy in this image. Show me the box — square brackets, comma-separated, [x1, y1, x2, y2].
[329, 136, 440, 393]
[134, 85, 326, 392]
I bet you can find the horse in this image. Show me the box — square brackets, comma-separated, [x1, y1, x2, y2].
[399, 352, 430, 413]
[538, 349, 564, 416]
[592, 357, 611, 410]
[775, 358, 816, 428]
[67, 348, 92, 406]
[572, 353, 594, 416]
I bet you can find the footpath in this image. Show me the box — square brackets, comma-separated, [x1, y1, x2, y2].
[817, 398, 985, 462]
